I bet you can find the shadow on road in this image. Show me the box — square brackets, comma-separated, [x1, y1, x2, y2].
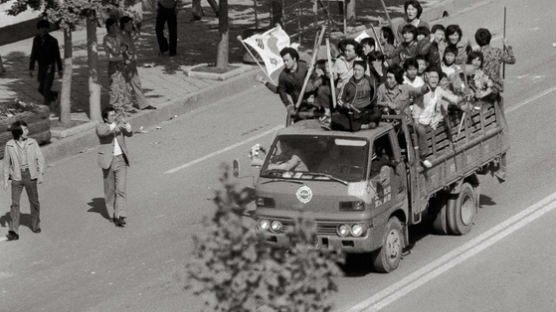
[340, 253, 375, 277]
[0, 211, 34, 231]
[480, 194, 497, 207]
[87, 197, 111, 221]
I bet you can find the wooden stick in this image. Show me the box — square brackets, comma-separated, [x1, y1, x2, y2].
[343, 0, 347, 34]
[379, 0, 392, 28]
[326, 38, 337, 109]
[294, 25, 326, 110]
[369, 23, 384, 55]
[502, 6, 507, 79]
[237, 35, 275, 84]
[456, 111, 466, 138]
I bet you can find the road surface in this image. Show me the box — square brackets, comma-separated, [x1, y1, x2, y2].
[1, 0, 556, 311]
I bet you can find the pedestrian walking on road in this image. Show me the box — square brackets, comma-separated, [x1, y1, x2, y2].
[103, 18, 135, 116]
[120, 16, 157, 111]
[29, 20, 63, 108]
[2, 121, 46, 241]
[156, 0, 178, 56]
[96, 107, 133, 228]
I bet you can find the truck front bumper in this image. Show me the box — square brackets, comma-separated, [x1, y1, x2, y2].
[262, 229, 377, 253]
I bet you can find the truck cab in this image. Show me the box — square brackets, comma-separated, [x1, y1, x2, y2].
[254, 119, 409, 271]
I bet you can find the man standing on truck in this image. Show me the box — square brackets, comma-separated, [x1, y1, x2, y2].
[475, 28, 514, 181]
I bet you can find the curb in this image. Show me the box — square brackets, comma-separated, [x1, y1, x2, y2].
[183, 63, 254, 81]
[42, 67, 258, 164]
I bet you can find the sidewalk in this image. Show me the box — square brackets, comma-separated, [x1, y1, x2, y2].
[0, 0, 476, 164]
[0, 4, 257, 118]
[0, 1, 264, 162]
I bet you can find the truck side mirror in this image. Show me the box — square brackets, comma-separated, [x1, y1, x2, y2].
[248, 143, 267, 168]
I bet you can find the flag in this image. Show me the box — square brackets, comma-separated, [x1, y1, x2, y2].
[354, 30, 371, 43]
[242, 25, 290, 75]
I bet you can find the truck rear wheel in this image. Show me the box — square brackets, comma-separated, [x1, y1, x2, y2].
[431, 196, 449, 235]
[372, 217, 403, 273]
[447, 183, 477, 235]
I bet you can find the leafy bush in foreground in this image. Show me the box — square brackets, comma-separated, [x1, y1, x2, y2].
[185, 164, 343, 312]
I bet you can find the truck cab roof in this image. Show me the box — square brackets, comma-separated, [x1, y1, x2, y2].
[276, 119, 393, 140]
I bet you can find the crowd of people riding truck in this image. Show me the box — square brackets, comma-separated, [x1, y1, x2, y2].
[257, 0, 515, 170]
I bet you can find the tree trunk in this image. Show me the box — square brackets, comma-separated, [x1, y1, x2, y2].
[60, 28, 72, 125]
[216, 0, 229, 70]
[86, 13, 101, 121]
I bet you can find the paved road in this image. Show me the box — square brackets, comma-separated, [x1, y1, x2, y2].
[1, 0, 556, 311]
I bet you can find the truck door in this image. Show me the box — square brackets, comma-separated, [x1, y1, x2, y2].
[369, 133, 406, 214]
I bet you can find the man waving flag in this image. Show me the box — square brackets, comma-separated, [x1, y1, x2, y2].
[242, 25, 291, 77]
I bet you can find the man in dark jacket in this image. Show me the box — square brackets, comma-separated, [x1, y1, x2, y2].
[29, 20, 62, 108]
[328, 60, 381, 131]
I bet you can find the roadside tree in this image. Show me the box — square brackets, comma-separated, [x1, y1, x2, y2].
[185, 163, 344, 311]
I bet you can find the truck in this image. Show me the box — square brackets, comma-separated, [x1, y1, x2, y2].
[249, 101, 508, 272]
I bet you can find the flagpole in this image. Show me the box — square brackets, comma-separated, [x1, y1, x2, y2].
[294, 25, 326, 110]
[502, 6, 507, 79]
[237, 35, 276, 84]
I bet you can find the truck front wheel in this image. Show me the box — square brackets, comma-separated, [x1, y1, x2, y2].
[431, 196, 449, 235]
[372, 217, 403, 273]
[447, 182, 478, 235]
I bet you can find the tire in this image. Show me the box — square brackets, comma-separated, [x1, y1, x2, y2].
[447, 182, 477, 235]
[431, 196, 449, 235]
[372, 217, 403, 273]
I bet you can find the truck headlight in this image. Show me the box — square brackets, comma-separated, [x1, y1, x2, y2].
[350, 224, 366, 237]
[257, 219, 270, 231]
[337, 224, 350, 237]
[270, 220, 283, 232]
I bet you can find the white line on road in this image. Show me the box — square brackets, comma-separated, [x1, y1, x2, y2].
[164, 125, 284, 174]
[344, 192, 556, 312]
[506, 85, 556, 114]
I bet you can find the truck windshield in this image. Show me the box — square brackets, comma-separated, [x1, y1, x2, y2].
[261, 135, 368, 182]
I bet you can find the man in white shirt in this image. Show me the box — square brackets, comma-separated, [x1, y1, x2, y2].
[96, 107, 133, 227]
[333, 39, 361, 91]
[413, 69, 461, 167]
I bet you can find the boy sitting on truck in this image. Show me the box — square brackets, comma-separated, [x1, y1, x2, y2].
[413, 68, 462, 167]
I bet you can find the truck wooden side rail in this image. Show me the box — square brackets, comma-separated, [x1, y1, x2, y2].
[396, 100, 508, 234]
